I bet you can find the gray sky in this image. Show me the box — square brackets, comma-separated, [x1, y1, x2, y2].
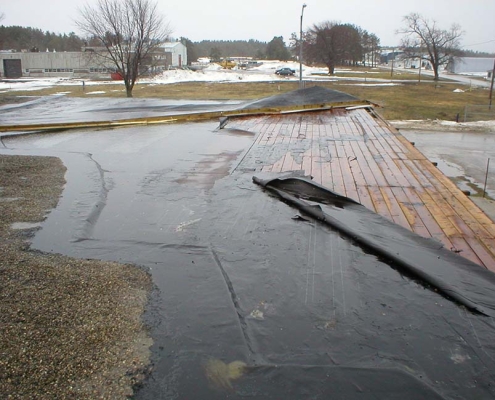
[2, 0, 495, 52]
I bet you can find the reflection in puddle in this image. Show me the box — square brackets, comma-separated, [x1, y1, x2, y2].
[402, 129, 495, 199]
[432, 157, 492, 197]
[204, 359, 247, 390]
[430, 158, 465, 177]
[174, 151, 242, 190]
[220, 128, 256, 137]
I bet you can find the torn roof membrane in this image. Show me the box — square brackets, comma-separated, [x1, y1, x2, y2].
[253, 175, 495, 317]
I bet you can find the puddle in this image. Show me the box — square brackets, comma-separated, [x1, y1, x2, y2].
[402, 130, 495, 199]
[429, 158, 465, 177]
[428, 157, 487, 195]
[0, 97, 245, 126]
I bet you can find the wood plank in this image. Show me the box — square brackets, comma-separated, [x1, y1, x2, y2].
[380, 186, 412, 229]
[368, 186, 394, 221]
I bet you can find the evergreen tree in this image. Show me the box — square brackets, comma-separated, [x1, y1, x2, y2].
[266, 36, 291, 61]
[209, 47, 222, 61]
[180, 37, 197, 64]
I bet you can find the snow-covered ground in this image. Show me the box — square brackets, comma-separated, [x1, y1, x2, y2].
[391, 119, 495, 132]
[1, 60, 491, 93]
[0, 61, 404, 93]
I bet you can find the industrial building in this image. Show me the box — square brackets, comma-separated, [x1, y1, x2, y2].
[446, 56, 495, 75]
[0, 41, 187, 79]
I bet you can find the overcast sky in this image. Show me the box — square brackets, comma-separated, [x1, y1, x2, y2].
[2, 0, 495, 52]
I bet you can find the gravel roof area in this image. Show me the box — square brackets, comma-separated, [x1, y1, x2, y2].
[0, 155, 152, 399]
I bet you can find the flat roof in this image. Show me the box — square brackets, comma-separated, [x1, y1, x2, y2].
[2, 87, 495, 398]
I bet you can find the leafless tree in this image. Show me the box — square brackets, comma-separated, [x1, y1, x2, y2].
[76, 0, 170, 97]
[399, 13, 463, 81]
[0, 12, 5, 23]
[361, 31, 380, 67]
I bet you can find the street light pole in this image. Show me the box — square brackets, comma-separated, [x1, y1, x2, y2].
[299, 3, 307, 88]
[489, 56, 495, 109]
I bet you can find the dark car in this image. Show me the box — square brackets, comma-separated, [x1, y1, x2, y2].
[275, 67, 296, 76]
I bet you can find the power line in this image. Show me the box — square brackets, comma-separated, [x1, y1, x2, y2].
[461, 39, 495, 49]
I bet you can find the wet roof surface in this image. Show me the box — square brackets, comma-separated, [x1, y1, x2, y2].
[0, 97, 243, 125]
[2, 87, 495, 398]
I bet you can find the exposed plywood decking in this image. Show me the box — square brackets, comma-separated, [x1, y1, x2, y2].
[227, 109, 495, 271]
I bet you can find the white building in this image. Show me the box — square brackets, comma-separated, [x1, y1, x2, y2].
[446, 57, 495, 74]
[161, 42, 187, 68]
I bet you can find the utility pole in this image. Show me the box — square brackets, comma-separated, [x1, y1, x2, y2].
[299, 3, 307, 88]
[489, 57, 495, 109]
[390, 49, 395, 78]
[418, 52, 422, 83]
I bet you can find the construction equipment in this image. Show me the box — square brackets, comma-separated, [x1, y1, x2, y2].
[217, 59, 236, 69]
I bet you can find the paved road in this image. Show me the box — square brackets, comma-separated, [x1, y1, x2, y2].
[392, 66, 493, 88]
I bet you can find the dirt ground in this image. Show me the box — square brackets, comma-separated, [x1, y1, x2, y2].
[0, 155, 153, 399]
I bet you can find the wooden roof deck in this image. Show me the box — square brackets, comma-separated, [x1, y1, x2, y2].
[227, 108, 495, 272]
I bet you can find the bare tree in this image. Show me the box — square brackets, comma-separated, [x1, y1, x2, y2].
[361, 31, 380, 67]
[399, 13, 463, 81]
[76, 0, 170, 97]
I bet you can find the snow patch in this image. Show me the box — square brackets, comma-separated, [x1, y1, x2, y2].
[391, 119, 495, 132]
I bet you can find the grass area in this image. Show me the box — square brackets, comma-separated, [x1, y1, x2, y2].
[321, 66, 436, 81]
[0, 75, 492, 121]
[330, 81, 491, 120]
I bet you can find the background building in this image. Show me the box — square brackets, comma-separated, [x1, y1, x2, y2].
[446, 57, 495, 75]
[161, 42, 187, 68]
[0, 42, 188, 79]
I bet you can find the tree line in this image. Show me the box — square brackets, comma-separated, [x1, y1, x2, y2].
[0, 26, 85, 52]
[0, 26, 269, 59]
[2, 23, 493, 70]
[191, 39, 267, 60]
[192, 37, 292, 61]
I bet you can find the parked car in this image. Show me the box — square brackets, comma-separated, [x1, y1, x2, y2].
[275, 67, 296, 76]
[239, 60, 263, 69]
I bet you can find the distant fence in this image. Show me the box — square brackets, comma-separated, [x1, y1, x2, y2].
[463, 104, 495, 122]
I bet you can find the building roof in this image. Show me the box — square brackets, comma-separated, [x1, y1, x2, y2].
[2, 87, 495, 399]
[162, 41, 185, 50]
